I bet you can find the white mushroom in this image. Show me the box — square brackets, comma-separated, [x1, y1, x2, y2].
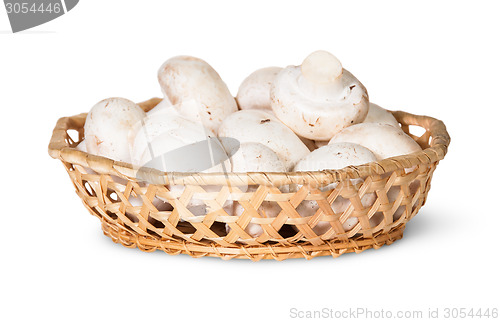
[225, 142, 287, 238]
[271, 50, 369, 140]
[328, 123, 422, 160]
[158, 55, 238, 134]
[229, 142, 286, 173]
[295, 143, 376, 171]
[294, 143, 377, 236]
[130, 100, 219, 168]
[131, 101, 232, 218]
[217, 109, 310, 171]
[236, 67, 282, 111]
[363, 103, 400, 127]
[84, 97, 146, 163]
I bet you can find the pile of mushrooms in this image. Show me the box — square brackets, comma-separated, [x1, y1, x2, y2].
[78, 50, 423, 239]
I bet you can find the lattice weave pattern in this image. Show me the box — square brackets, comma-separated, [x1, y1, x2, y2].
[49, 98, 450, 261]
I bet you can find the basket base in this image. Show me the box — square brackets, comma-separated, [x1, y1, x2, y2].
[100, 219, 405, 261]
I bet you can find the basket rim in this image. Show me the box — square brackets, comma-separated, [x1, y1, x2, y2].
[48, 97, 450, 186]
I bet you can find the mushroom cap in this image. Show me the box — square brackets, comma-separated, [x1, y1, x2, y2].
[84, 97, 146, 163]
[271, 66, 369, 140]
[363, 103, 400, 127]
[294, 142, 377, 172]
[328, 123, 422, 160]
[236, 67, 282, 111]
[158, 55, 238, 134]
[131, 100, 229, 173]
[229, 142, 286, 173]
[131, 99, 216, 165]
[217, 109, 310, 171]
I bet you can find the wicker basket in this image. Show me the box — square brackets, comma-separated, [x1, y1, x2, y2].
[48, 98, 450, 261]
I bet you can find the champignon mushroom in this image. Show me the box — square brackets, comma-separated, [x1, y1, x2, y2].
[131, 101, 232, 218]
[217, 109, 310, 171]
[293, 143, 377, 236]
[295, 143, 376, 171]
[130, 100, 217, 167]
[84, 97, 146, 163]
[224, 142, 287, 238]
[270, 50, 369, 140]
[328, 123, 422, 160]
[363, 103, 400, 127]
[236, 67, 283, 111]
[229, 142, 286, 173]
[158, 55, 238, 134]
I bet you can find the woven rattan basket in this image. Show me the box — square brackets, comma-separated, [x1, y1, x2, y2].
[48, 98, 450, 261]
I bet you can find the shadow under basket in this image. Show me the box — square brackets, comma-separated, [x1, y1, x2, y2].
[48, 98, 450, 261]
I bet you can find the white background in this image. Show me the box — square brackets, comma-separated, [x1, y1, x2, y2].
[1, 1, 499, 321]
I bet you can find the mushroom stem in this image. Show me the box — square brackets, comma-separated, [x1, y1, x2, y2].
[298, 50, 344, 99]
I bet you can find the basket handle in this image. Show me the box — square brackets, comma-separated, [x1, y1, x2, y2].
[48, 113, 86, 159]
[392, 110, 451, 152]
